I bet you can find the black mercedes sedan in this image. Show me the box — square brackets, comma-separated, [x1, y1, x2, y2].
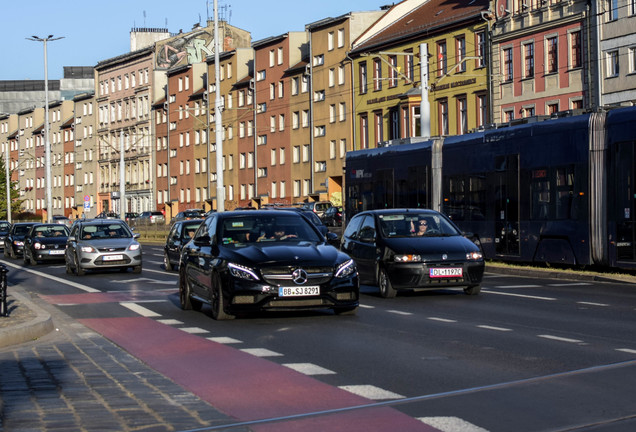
[179, 210, 359, 320]
[23, 223, 69, 265]
[341, 209, 484, 298]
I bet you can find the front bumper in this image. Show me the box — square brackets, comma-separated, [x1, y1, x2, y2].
[79, 252, 142, 269]
[385, 260, 484, 289]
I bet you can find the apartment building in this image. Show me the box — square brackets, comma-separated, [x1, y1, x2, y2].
[490, 0, 589, 122]
[48, 100, 74, 217]
[595, 0, 636, 106]
[306, 11, 384, 205]
[252, 32, 308, 206]
[71, 92, 98, 219]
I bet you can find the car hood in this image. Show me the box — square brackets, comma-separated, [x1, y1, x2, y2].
[226, 242, 343, 267]
[80, 238, 137, 248]
[381, 235, 479, 260]
[34, 237, 68, 246]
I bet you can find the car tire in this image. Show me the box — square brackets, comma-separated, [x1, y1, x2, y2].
[334, 306, 358, 315]
[29, 252, 37, 266]
[74, 255, 85, 276]
[378, 267, 397, 298]
[464, 284, 481, 295]
[210, 272, 234, 320]
[179, 271, 202, 311]
[164, 252, 173, 271]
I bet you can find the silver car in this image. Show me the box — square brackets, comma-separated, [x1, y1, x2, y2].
[65, 219, 142, 275]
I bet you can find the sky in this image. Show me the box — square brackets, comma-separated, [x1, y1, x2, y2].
[3, 0, 387, 81]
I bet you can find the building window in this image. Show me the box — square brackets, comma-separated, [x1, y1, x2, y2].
[257, 70, 266, 81]
[457, 97, 467, 134]
[337, 28, 345, 48]
[439, 99, 449, 135]
[608, 0, 619, 20]
[278, 47, 283, 65]
[477, 94, 488, 127]
[502, 47, 513, 82]
[606, 50, 619, 77]
[522, 106, 535, 118]
[456, 35, 466, 72]
[360, 114, 369, 149]
[523, 42, 534, 78]
[571, 99, 583, 110]
[404, 51, 414, 82]
[389, 55, 398, 87]
[476, 31, 486, 68]
[313, 54, 324, 66]
[339, 102, 346, 122]
[437, 41, 447, 77]
[269, 49, 275, 67]
[629, 47, 636, 74]
[547, 102, 559, 115]
[373, 58, 382, 91]
[315, 161, 327, 173]
[503, 109, 514, 122]
[314, 90, 325, 102]
[338, 65, 345, 85]
[546, 36, 558, 74]
[570, 31, 582, 69]
[359, 62, 368, 94]
[328, 31, 334, 51]
[291, 76, 299, 95]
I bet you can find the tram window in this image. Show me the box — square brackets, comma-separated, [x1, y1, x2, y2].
[530, 165, 576, 220]
[531, 178, 551, 220]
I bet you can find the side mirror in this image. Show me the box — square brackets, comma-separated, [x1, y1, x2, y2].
[133, 233, 141, 239]
[194, 234, 211, 245]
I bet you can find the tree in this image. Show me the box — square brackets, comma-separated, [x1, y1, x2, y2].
[0, 155, 24, 220]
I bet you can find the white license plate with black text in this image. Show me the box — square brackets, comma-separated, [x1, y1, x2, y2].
[278, 286, 320, 297]
[49, 250, 65, 255]
[103, 254, 124, 261]
[430, 267, 462, 278]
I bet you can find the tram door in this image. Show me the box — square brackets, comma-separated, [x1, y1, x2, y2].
[494, 155, 520, 255]
[614, 142, 636, 261]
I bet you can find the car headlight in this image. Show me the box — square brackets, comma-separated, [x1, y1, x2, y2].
[394, 254, 422, 263]
[466, 251, 483, 260]
[14, 240, 24, 247]
[228, 263, 259, 281]
[335, 259, 357, 278]
[129, 243, 141, 251]
[80, 245, 97, 253]
[34, 242, 43, 250]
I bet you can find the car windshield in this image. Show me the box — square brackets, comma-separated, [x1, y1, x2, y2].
[220, 214, 321, 246]
[14, 225, 32, 235]
[34, 225, 68, 237]
[378, 213, 460, 238]
[81, 224, 131, 240]
[0, 222, 10, 231]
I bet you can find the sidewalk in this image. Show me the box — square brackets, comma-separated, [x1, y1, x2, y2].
[0, 284, 244, 432]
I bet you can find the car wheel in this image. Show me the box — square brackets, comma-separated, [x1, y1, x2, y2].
[132, 265, 142, 274]
[29, 252, 37, 266]
[464, 284, 481, 295]
[210, 272, 234, 320]
[164, 252, 173, 271]
[74, 255, 85, 276]
[378, 267, 397, 298]
[334, 306, 358, 315]
[179, 271, 202, 311]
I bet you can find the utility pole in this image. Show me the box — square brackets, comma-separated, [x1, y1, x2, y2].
[214, 0, 225, 212]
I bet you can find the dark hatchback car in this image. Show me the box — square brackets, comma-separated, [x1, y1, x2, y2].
[179, 210, 359, 320]
[3, 222, 37, 258]
[163, 219, 204, 271]
[341, 209, 484, 298]
[23, 223, 69, 265]
[0, 221, 10, 250]
[321, 206, 343, 227]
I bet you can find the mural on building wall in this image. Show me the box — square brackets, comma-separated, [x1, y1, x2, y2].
[156, 30, 215, 69]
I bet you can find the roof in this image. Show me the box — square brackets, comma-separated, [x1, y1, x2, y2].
[351, 0, 489, 55]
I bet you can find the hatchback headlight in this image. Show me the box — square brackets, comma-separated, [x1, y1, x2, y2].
[394, 254, 422, 263]
[129, 243, 141, 251]
[14, 240, 24, 247]
[80, 245, 97, 253]
[466, 251, 483, 260]
[335, 259, 357, 278]
[228, 263, 259, 281]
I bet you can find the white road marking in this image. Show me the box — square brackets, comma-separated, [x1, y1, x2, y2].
[419, 416, 489, 432]
[428, 317, 457, 323]
[2, 260, 99, 292]
[548, 283, 592, 287]
[577, 301, 609, 307]
[538, 334, 584, 344]
[283, 363, 336, 375]
[180, 327, 208, 334]
[339, 385, 405, 400]
[157, 319, 183, 325]
[207, 336, 242, 344]
[616, 348, 636, 355]
[240, 348, 283, 357]
[120, 302, 160, 317]
[388, 310, 413, 316]
[111, 277, 176, 285]
[359, 304, 375, 309]
[493, 284, 541, 289]
[477, 325, 512, 332]
[144, 268, 178, 276]
[482, 290, 556, 301]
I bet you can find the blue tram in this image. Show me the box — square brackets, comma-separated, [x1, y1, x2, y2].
[344, 106, 636, 269]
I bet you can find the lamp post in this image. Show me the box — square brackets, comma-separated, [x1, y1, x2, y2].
[27, 34, 64, 223]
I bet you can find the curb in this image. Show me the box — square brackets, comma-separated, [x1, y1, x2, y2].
[485, 263, 636, 285]
[0, 288, 55, 349]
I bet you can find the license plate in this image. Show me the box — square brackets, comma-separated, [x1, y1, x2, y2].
[49, 250, 65, 255]
[430, 267, 462, 278]
[103, 254, 124, 261]
[278, 286, 320, 297]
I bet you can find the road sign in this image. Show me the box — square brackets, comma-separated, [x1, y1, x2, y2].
[84, 201, 90, 210]
[84, 195, 90, 202]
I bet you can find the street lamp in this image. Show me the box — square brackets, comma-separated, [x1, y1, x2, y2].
[27, 34, 64, 223]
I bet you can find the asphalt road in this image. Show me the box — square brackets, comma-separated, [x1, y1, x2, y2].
[4, 243, 636, 432]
